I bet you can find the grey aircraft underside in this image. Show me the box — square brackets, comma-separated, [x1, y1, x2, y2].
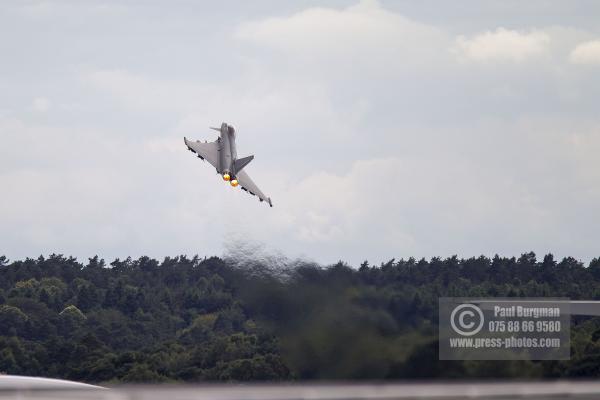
[184, 122, 273, 207]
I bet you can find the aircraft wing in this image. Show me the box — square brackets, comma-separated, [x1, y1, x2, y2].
[236, 170, 273, 207]
[184, 137, 219, 169]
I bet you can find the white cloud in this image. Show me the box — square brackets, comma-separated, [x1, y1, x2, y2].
[453, 28, 550, 63]
[81, 67, 363, 173]
[569, 39, 600, 65]
[3, 1, 600, 266]
[83, 69, 214, 112]
[18, 2, 127, 20]
[32, 97, 50, 112]
[235, 0, 447, 72]
[258, 117, 600, 263]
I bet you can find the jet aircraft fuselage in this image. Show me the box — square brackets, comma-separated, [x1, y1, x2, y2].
[184, 122, 272, 207]
[216, 122, 237, 178]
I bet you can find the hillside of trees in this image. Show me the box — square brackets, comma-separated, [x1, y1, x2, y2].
[1, 253, 600, 383]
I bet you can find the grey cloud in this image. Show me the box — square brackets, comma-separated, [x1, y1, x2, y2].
[1, 1, 599, 266]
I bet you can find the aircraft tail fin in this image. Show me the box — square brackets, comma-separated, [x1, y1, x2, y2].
[234, 155, 254, 174]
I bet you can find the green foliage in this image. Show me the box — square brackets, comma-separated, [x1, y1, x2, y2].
[60, 305, 86, 319]
[0, 253, 599, 382]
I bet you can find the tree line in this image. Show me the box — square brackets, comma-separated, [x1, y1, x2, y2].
[0, 252, 600, 383]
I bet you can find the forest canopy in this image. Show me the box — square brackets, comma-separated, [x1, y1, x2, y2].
[0, 253, 600, 383]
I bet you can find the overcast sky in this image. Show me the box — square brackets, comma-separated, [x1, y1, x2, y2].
[2, 0, 600, 266]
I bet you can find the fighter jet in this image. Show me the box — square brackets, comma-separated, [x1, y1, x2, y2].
[184, 123, 273, 207]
